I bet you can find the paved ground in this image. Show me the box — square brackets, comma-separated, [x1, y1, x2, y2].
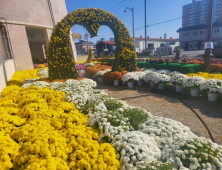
[77, 55, 88, 62]
[91, 78, 222, 145]
[161, 50, 205, 59]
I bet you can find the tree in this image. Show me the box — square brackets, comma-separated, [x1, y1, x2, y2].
[174, 46, 183, 60]
[86, 47, 93, 63]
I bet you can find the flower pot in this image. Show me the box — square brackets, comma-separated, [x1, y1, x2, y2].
[208, 92, 217, 102]
[176, 85, 183, 93]
[128, 82, 133, 88]
[190, 88, 199, 97]
[114, 80, 119, 86]
[78, 69, 85, 74]
[137, 81, 143, 86]
[150, 81, 155, 88]
[158, 83, 165, 90]
[98, 78, 103, 83]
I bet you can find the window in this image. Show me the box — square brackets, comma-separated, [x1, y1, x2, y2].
[194, 31, 197, 35]
[217, 29, 219, 33]
[200, 30, 203, 35]
[160, 43, 164, 47]
[148, 43, 154, 48]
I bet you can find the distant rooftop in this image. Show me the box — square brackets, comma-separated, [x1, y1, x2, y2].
[135, 36, 179, 41]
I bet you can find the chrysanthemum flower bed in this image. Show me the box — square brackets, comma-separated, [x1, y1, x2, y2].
[1, 68, 222, 170]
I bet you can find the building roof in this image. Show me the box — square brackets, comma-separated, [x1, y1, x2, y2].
[135, 37, 179, 42]
[177, 21, 222, 32]
[97, 41, 116, 46]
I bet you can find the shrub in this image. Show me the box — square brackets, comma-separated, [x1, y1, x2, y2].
[104, 98, 124, 111]
[86, 47, 93, 63]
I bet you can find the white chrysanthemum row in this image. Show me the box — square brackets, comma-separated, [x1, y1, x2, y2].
[20, 74, 222, 170]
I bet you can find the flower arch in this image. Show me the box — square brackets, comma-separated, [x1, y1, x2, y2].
[47, 8, 137, 80]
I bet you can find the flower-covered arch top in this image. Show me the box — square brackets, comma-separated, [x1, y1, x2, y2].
[47, 8, 137, 80]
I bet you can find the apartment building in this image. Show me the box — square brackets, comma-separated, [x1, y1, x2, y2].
[182, 0, 222, 27]
[178, 0, 222, 51]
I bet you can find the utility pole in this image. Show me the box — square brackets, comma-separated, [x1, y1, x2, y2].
[124, 7, 135, 45]
[144, 0, 147, 51]
[204, 0, 214, 73]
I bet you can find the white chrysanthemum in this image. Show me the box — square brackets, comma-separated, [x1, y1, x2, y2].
[121, 72, 139, 82]
[170, 74, 188, 86]
[143, 72, 158, 83]
[134, 72, 146, 81]
[25, 81, 49, 89]
[200, 78, 222, 93]
[139, 116, 196, 149]
[152, 73, 171, 84]
[183, 76, 206, 89]
[37, 68, 48, 78]
[112, 131, 161, 170]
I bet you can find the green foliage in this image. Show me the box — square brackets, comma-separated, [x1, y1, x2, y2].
[173, 46, 183, 53]
[86, 47, 93, 63]
[104, 99, 124, 111]
[142, 50, 151, 57]
[138, 161, 173, 170]
[119, 107, 149, 130]
[81, 101, 98, 115]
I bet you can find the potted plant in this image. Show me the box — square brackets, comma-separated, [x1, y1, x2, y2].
[152, 73, 171, 90]
[143, 72, 158, 87]
[95, 69, 110, 83]
[135, 72, 146, 86]
[121, 72, 139, 88]
[108, 71, 123, 86]
[183, 76, 206, 97]
[170, 74, 188, 93]
[200, 78, 222, 101]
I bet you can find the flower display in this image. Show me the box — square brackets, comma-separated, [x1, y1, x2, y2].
[186, 72, 222, 80]
[37, 68, 49, 78]
[156, 69, 171, 75]
[87, 111, 131, 142]
[168, 71, 181, 77]
[2, 67, 222, 170]
[0, 85, 120, 169]
[200, 78, 222, 93]
[112, 131, 161, 170]
[143, 72, 158, 83]
[137, 161, 173, 170]
[84, 63, 95, 67]
[95, 69, 111, 78]
[135, 72, 146, 81]
[139, 116, 195, 149]
[152, 73, 171, 84]
[47, 8, 137, 81]
[75, 63, 85, 71]
[170, 74, 188, 86]
[107, 71, 124, 81]
[183, 76, 206, 89]
[121, 72, 139, 82]
[162, 136, 222, 170]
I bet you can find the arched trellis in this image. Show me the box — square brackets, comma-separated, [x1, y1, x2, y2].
[47, 8, 137, 80]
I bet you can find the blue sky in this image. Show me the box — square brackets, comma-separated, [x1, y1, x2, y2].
[65, 0, 191, 43]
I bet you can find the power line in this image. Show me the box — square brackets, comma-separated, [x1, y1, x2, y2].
[135, 4, 222, 31]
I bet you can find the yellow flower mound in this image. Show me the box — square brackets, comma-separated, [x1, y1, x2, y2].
[0, 86, 120, 170]
[7, 69, 40, 87]
[186, 72, 222, 80]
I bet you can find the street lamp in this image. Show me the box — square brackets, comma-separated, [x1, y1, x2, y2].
[145, 0, 147, 51]
[124, 7, 135, 45]
[204, 0, 214, 73]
